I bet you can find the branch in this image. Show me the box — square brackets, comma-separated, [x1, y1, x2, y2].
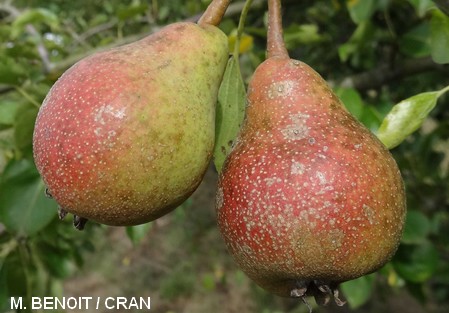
[49, 33, 149, 78]
[340, 57, 449, 91]
[49, 0, 267, 77]
[77, 19, 119, 43]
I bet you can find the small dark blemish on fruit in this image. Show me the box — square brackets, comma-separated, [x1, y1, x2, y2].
[157, 60, 172, 70]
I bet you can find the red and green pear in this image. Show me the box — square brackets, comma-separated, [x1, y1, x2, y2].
[216, 0, 406, 306]
[33, 1, 231, 227]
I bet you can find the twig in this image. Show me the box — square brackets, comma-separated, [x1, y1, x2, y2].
[340, 56, 448, 91]
[78, 19, 119, 42]
[46, 0, 267, 77]
[15, 86, 41, 108]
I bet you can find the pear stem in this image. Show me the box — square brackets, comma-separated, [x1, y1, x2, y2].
[198, 0, 232, 26]
[267, 0, 289, 59]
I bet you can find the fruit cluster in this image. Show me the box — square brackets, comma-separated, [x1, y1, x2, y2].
[32, 0, 406, 309]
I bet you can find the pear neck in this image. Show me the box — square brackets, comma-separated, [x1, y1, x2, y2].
[267, 0, 289, 59]
[198, 0, 231, 26]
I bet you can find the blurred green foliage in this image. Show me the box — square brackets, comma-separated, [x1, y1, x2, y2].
[0, 0, 449, 312]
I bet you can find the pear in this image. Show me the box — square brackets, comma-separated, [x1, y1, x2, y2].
[216, 0, 406, 307]
[33, 0, 231, 228]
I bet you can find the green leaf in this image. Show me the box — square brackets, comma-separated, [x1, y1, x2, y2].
[377, 86, 449, 149]
[117, 4, 149, 21]
[0, 101, 20, 128]
[402, 210, 431, 244]
[37, 244, 73, 279]
[201, 273, 216, 291]
[1, 253, 27, 297]
[0, 264, 8, 311]
[338, 22, 374, 62]
[393, 242, 439, 283]
[0, 55, 28, 85]
[11, 8, 60, 37]
[335, 87, 383, 131]
[407, 0, 434, 17]
[430, 9, 449, 64]
[346, 0, 376, 24]
[14, 104, 38, 158]
[360, 106, 384, 132]
[213, 56, 246, 173]
[399, 23, 431, 58]
[0, 159, 57, 236]
[283, 24, 324, 49]
[335, 87, 365, 120]
[341, 274, 375, 309]
[126, 222, 153, 245]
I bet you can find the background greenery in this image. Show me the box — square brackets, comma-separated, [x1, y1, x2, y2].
[0, 0, 448, 312]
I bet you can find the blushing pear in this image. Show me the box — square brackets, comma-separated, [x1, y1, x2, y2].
[33, 0, 231, 228]
[216, 0, 406, 308]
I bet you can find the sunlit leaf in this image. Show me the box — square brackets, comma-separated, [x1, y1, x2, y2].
[0, 159, 56, 236]
[284, 24, 324, 48]
[11, 8, 60, 37]
[213, 56, 246, 173]
[377, 86, 449, 149]
[430, 9, 449, 64]
[346, 0, 376, 24]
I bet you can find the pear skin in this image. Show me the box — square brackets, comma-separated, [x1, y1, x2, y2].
[33, 22, 228, 226]
[216, 0, 406, 303]
[217, 57, 406, 297]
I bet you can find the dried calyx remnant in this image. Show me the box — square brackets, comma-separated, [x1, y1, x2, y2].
[45, 188, 88, 230]
[290, 280, 345, 312]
